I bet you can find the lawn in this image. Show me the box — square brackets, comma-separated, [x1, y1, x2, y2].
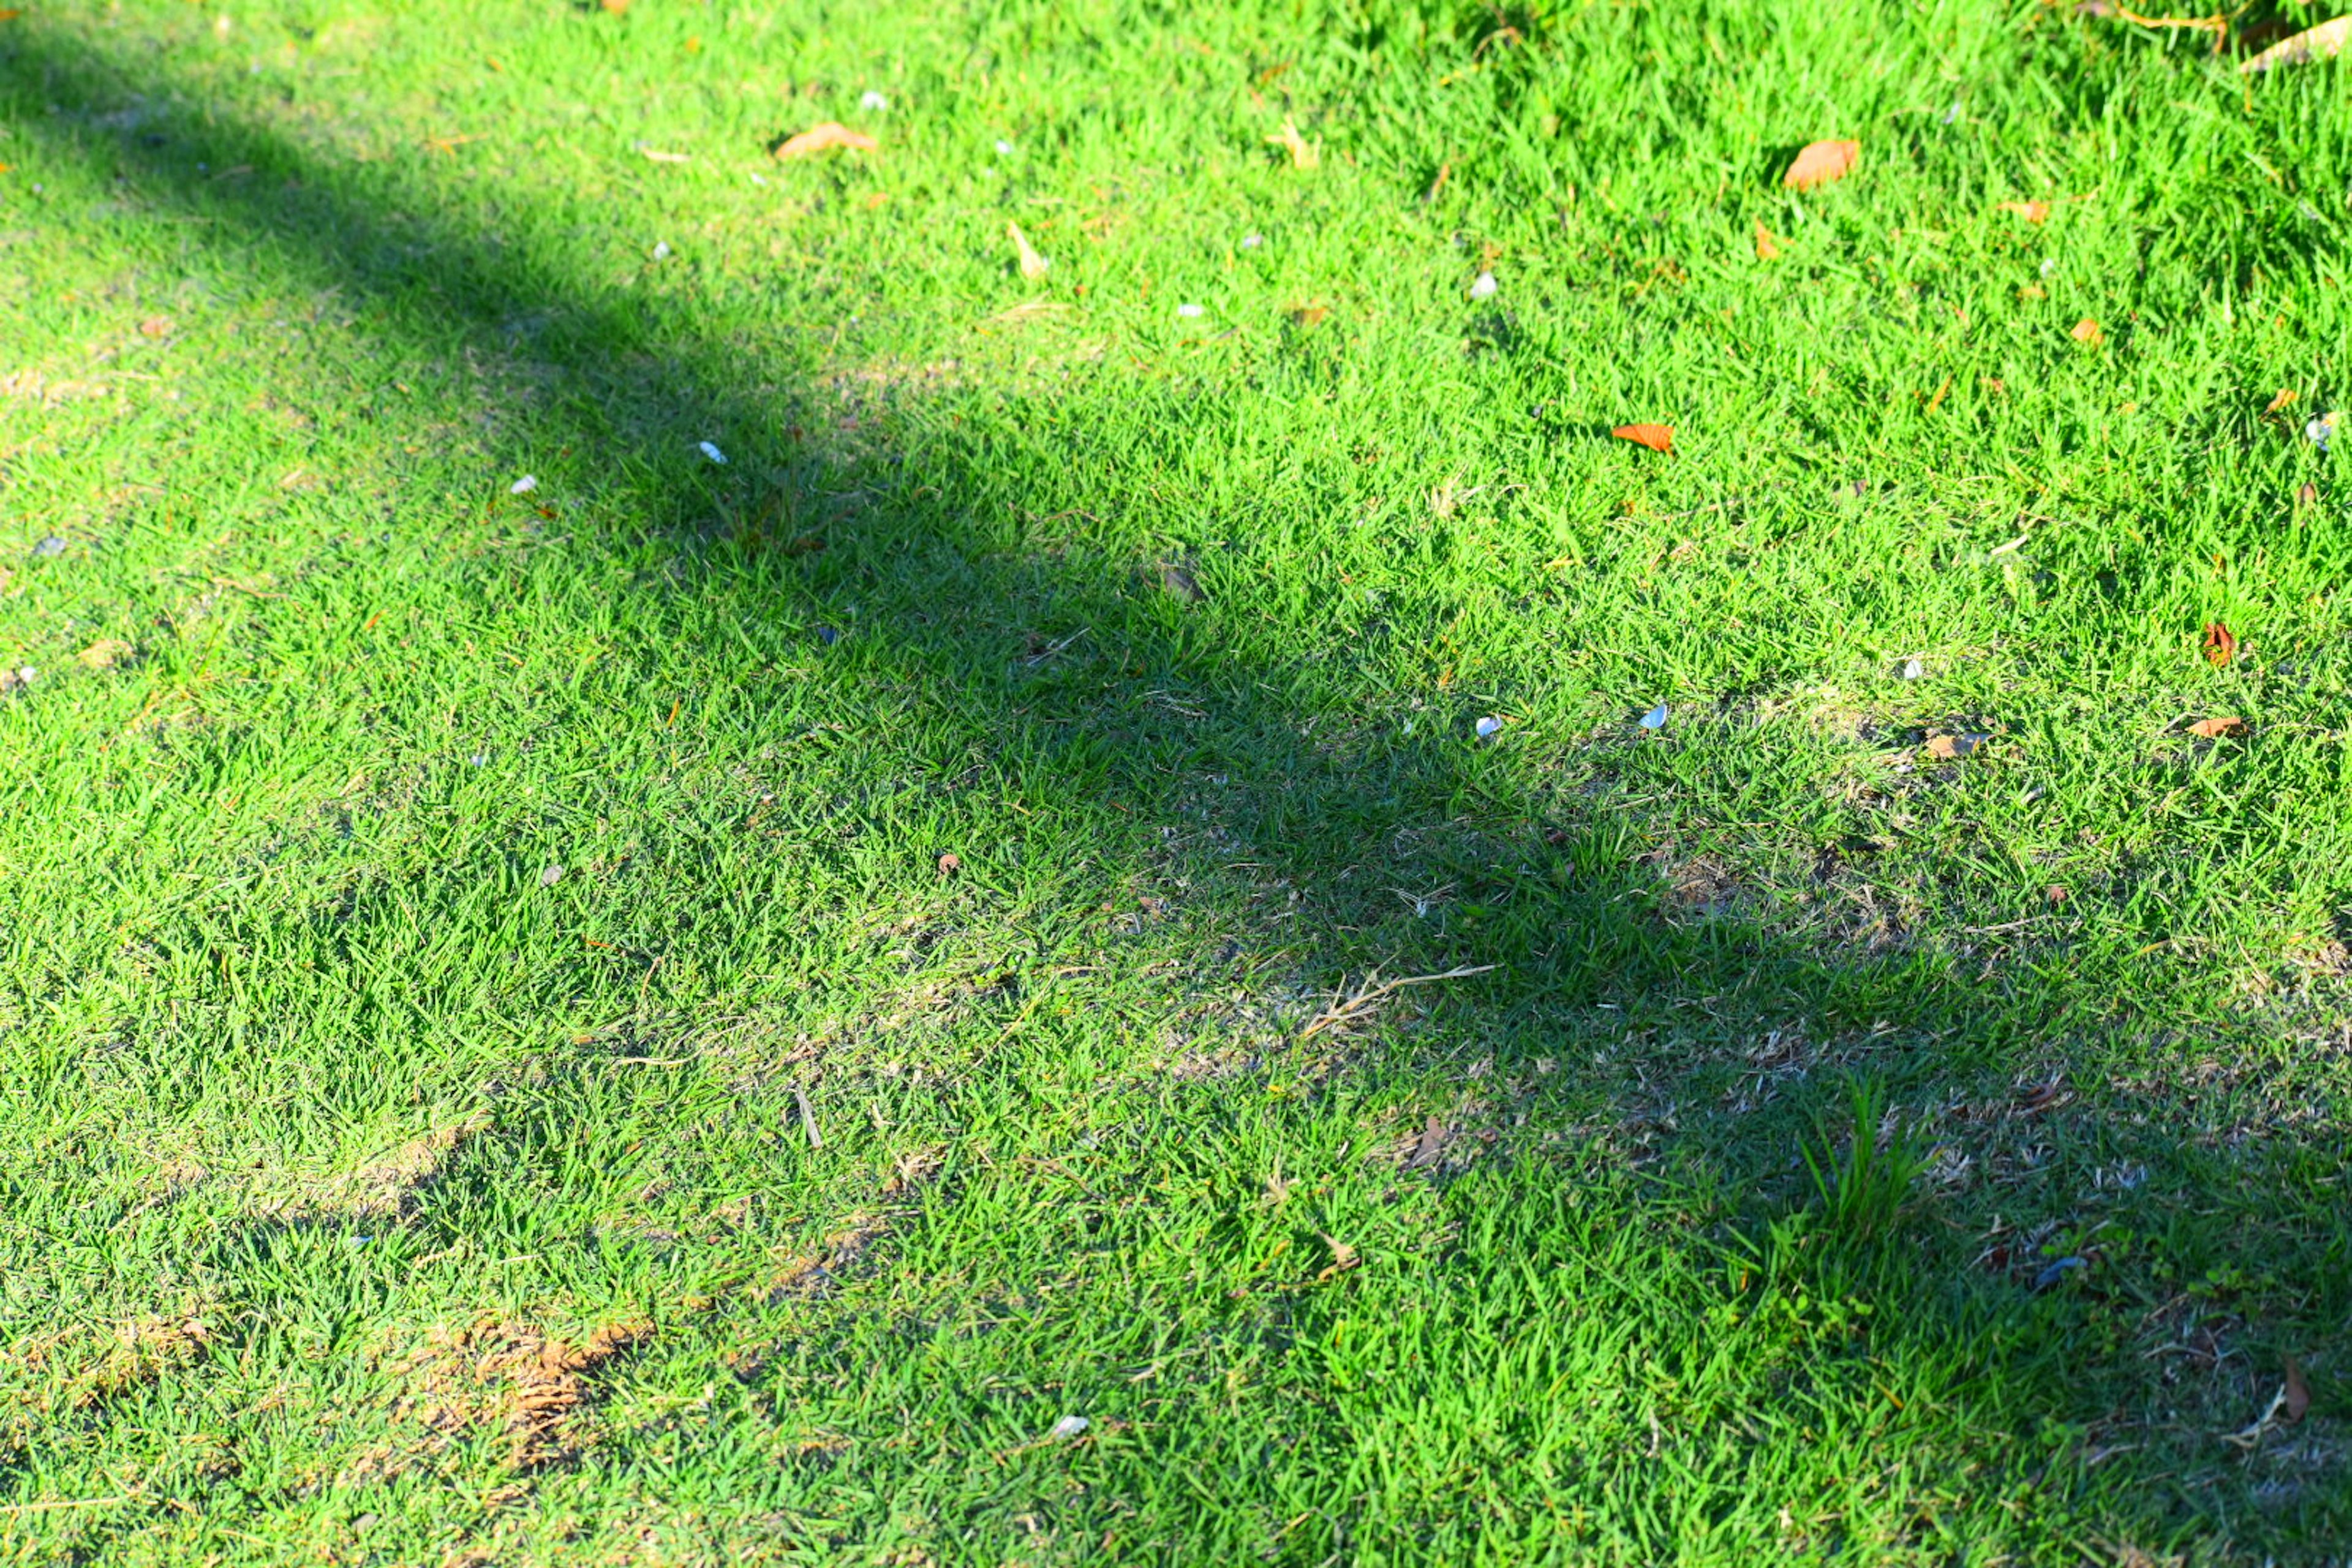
[2, 0, 2350, 1561]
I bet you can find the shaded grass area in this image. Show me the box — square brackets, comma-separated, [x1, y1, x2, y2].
[2, 0, 2350, 1561]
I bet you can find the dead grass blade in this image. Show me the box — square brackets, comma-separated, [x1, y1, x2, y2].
[1297, 963, 1496, 1042]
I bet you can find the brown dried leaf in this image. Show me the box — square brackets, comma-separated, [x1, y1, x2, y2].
[2266, 387, 2298, 413]
[1611, 423, 1673, 454]
[1998, 200, 2049, 224]
[1315, 1233, 1359, 1282]
[937, 852, 962, 878]
[1286, 301, 1329, 326]
[1752, 219, 1782, 261]
[1924, 733, 1988, 760]
[77, 638, 134, 670]
[772, 122, 877, 160]
[1268, 120, 1319, 171]
[2299, 481, 2319, 507]
[2284, 1355, 2312, 1423]
[2070, 317, 2104, 345]
[2242, 16, 2352, 72]
[138, 316, 175, 339]
[2204, 620, 2237, 666]
[1783, 139, 1859, 192]
[600, 0, 630, 13]
[1007, 221, 1050, 282]
[2187, 715, 2245, 739]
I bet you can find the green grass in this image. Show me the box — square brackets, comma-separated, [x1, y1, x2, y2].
[3, 0, 2351, 1559]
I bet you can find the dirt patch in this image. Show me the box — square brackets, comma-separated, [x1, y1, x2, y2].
[4, 1307, 216, 1412]
[367, 1314, 650, 1474]
[255, 1112, 492, 1221]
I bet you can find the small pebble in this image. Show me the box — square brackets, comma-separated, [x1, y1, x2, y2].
[1241, 232, 1263, 249]
[995, 138, 1013, 156]
[1638, 702, 1668, 730]
[1901, 658, 1924, 680]
[652, 240, 672, 262]
[1475, 715, 1503, 739]
[861, 90, 890, 111]
[1468, 270, 1498, 300]
[540, 865, 564, 886]
[469, 753, 488, 767]
[1049, 1414, 1090, 1441]
[1177, 302, 1204, 318]
[698, 440, 728, 464]
[31, 536, 64, 558]
[509, 474, 538, 495]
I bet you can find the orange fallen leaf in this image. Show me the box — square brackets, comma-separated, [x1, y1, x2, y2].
[137, 316, 175, 338]
[2203, 620, 2237, 666]
[2298, 480, 2319, 507]
[2266, 387, 2297, 413]
[2070, 318, 2103, 345]
[1924, 733, 1988, 760]
[1753, 219, 1782, 261]
[772, 122, 877, 160]
[1783, 139, 1859, 191]
[600, 0, 629, 12]
[2186, 716, 2245, 739]
[1998, 200, 2049, 223]
[937, 853, 962, 878]
[2241, 16, 2352, 73]
[77, 638, 133, 670]
[1611, 423, 1673, 454]
[0, 8, 21, 19]
[1287, 302, 1329, 326]
[2283, 1355, 2312, 1423]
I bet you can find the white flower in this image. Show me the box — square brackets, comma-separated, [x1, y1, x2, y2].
[652, 240, 672, 262]
[510, 475, 538, 495]
[1638, 703, 1668, 730]
[861, 90, 890, 111]
[1177, 303, 1204, 318]
[1469, 270, 1498, 300]
[995, 138, 1012, 156]
[699, 441, 728, 464]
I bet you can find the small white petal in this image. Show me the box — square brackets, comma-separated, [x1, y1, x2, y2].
[1638, 703, 1668, 730]
[1468, 270, 1498, 300]
[1177, 303, 1204, 318]
[1475, 715, 1504, 739]
[1902, 658, 1924, 680]
[652, 240, 672, 262]
[510, 474, 538, 495]
[1049, 1415, 1089, 1440]
[699, 441, 728, 464]
[861, 90, 890, 111]
[2038, 257, 2056, 279]
[1241, 232, 1264, 249]
[15, 666, 34, 684]
[749, 172, 769, 186]
[995, 138, 1012, 155]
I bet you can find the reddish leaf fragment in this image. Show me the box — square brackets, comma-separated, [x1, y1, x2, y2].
[1998, 200, 2049, 224]
[1753, 219, 1782, 261]
[137, 316, 175, 339]
[773, 122, 877, 160]
[2070, 318, 2103, 346]
[1612, 423, 1673, 454]
[1924, 733, 1988, 760]
[2284, 1356, 2312, 1423]
[2187, 716, 2245, 739]
[2242, 16, 2352, 73]
[2203, 620, 2237, 666]
[1783, 139, 1859, 191]
[937, 852, 962, 878]
[2266, 387, 2298, 414]
[2299, 481, 2319, 507]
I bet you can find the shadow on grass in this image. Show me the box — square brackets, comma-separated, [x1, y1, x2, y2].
[4, 18, 2343, 1559]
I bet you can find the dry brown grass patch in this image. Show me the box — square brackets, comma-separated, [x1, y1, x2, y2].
[371, 1314, 650, 1472]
